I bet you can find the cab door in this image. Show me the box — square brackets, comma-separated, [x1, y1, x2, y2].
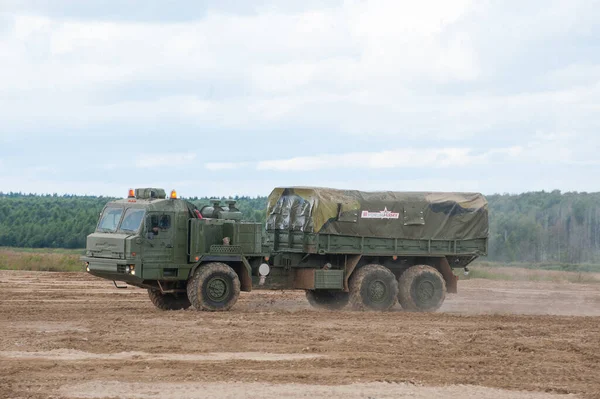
[143, 212, 175, 265]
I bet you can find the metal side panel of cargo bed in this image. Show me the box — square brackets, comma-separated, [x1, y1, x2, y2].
[267, 230, 487, 257]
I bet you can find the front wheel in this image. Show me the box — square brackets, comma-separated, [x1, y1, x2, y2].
[306, 290, 349, 310]
[187, 262, 241, 311]
[148, 289, 191, 311]
[348, 264, 398, 311]
[397, 265, 446, 312]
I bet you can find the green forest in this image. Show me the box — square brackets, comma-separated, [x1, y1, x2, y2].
[1, 191, 599, 264]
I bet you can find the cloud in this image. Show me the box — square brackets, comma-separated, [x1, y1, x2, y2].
[202, 143, 573, 172]
[2, 1, 598, 143]
[135, 153, 197, 169]
[0, 1, 482, 132]
[205, 162, 250, 171]
[254, 149, 478, 171]
[541, 64, 600, 88]
[1, 1, 599, 195]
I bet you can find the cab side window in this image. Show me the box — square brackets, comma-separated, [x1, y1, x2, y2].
[158, 215, 171, 230]
[146, 214, 172, 239]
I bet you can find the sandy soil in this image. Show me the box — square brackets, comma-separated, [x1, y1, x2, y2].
[1, 270, 599, 399]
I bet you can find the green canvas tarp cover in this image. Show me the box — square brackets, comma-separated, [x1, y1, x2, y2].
[266, 187, 488, 241]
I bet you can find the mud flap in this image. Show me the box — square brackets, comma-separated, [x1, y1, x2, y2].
[343, 254, 362, 292]
[240, 257, 253, 292]
[437, 257, 458, 294]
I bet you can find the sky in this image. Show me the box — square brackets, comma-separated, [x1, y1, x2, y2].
[1, 0, 599, 198]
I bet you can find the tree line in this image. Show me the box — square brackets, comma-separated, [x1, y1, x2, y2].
[1, 190, 599, 264]
[0, 193, 268, 249]
[487, 191, 600, 263]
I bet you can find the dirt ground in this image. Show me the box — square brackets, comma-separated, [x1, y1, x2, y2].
[1, 270, 599, 399]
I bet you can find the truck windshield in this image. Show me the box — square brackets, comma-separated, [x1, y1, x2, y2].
[96, 207, 124, 233]
[118, 208, 146, 233]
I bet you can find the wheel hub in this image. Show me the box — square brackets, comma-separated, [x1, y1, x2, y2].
[207, 277, 228, 301]
[368, 280, 387, 303]
[416, 280, 435, 302]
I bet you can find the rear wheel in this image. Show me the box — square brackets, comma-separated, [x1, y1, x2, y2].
[398, 265, 446, 312]
[305, 290, 349, 310]
[147, 289, 191, 311]
[187, 262, 240, 311]
[349, 264, 398, 311]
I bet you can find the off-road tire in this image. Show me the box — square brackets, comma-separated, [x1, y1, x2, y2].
[147, 289, 191, 311]
[187, 262, 240, 311]
[305, 290, 350, 310]
[398, 265, 446, 312]
[348, 264, 399, 311]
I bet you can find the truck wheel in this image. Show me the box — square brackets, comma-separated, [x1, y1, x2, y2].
[187, 262, 240, 311]
[147, 289, 191, 311]
[398, 265, 446, 312]
[348, 264, 399, 311]
[305, 290, 349, 310]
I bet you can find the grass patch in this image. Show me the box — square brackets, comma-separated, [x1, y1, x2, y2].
[466, 268, 515, 281]
[464, 263, 600, 284]
[0, 247, 84, 272]
[473, 260, 600, 273]
[1, 247, 84, 255]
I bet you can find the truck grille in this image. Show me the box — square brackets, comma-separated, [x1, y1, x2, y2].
[210, 245, 242, 254]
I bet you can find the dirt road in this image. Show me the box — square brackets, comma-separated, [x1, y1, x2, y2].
[1, 270, 599, 398]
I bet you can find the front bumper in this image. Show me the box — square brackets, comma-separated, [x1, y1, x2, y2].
[80, 256, 143, 284]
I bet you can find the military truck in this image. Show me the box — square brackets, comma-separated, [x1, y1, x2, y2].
[82, 187, 488, 312]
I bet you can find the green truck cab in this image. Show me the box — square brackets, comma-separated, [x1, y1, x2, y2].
[82, 187, 489, 312]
